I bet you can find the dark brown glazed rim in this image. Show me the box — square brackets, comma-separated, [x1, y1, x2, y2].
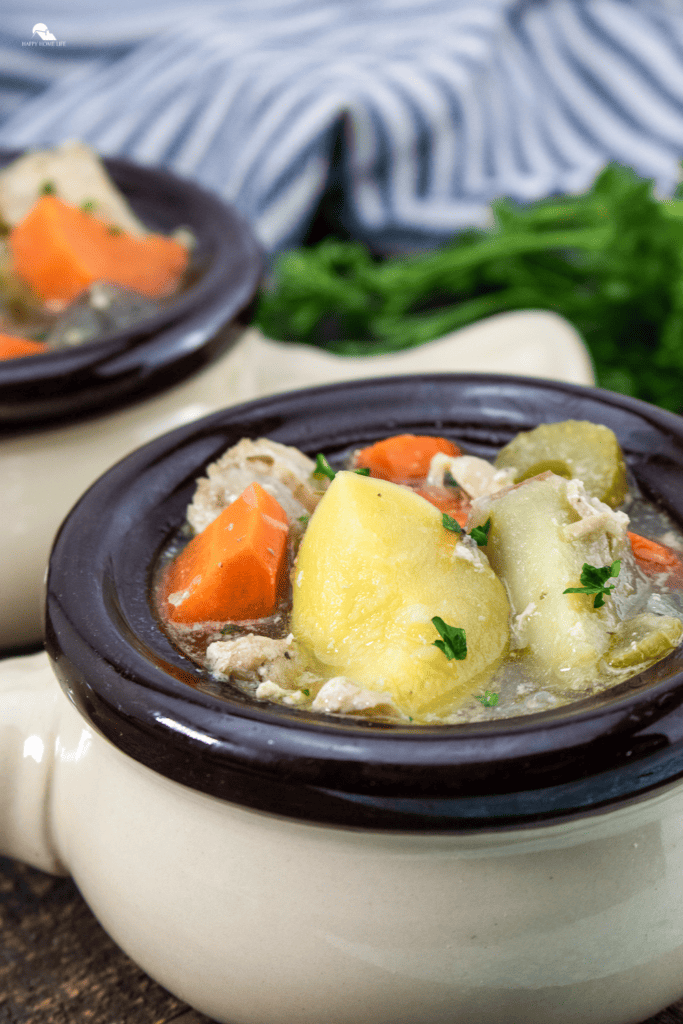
[45, 374, 683, 831]
[0, 150, 262, 432]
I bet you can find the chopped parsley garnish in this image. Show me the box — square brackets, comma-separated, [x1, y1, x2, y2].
[81, 199, 97, 213]
[107, 224, 123, 236]
[475, 690, 499, 707]
[301, 688, 310, 696]
[469, 519, 492, 546]
[431, 616, 467, 660]
[563, 560, 621, 608]
[441, 514, 491, 546]
[442, 513, 463, 535]
[220, 623, 240, 635]
[443, 469, 460, 489]
[40, 180, 56, 195]
[313, 453, 336, 480]
[313, 454, 373, 481]
[297, 514, 310, 527]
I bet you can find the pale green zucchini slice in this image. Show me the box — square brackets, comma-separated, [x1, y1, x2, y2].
[603, 613, 683, 672]
[494, 420, 627, 508]
[473, 473, 627, 687]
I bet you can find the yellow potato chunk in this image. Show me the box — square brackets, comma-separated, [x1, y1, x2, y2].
[290, 471, 510, 719]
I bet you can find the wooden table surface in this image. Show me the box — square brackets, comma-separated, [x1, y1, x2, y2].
[2, 854, 683, 1024]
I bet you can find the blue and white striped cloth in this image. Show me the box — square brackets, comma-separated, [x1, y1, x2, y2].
[2, 0, 683, 252]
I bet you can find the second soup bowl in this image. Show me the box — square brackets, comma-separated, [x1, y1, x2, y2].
[0, 152, 262, 649]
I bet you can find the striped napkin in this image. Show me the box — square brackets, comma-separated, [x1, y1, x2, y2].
[1, 0, 683, 253]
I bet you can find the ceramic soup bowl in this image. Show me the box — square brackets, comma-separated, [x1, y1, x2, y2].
[0, 152, 262, 649]
[3, 374, 683, 1024]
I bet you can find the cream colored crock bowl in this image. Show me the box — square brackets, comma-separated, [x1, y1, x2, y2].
[0, 153, 262, 650]
[4, 374, 683, 1024]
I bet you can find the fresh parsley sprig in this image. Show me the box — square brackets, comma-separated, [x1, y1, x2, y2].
[431, 616, 467, 660]
[563, 560, 621, 608]
[442, 514, 491, 546]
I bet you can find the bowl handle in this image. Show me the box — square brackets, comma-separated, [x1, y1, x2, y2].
[0, 651, 71, 874]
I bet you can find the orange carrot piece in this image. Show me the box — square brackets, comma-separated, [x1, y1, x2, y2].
[628, 531, 682, 574]
[413, 484, 470, 526]
[0, 333, 47, 360]
[354, 434, 461, 482]
[9, 195, 188, 305]
[161, 482, 289, 623]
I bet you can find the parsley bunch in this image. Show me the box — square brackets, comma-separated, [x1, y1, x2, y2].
[255, 163, 683, 414]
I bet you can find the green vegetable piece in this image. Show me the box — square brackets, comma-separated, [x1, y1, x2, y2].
[40, 180, 56, 195]
[494, 420, 628, 508]
[431, 616, 467, 660]
[355, 467, 371, 476]
[604, 613, 683, 671]
[313, 453, 336, 480]
[475, 690, 499, 707]
[563, 560, 621, 608]
[443, 470, 460, 489]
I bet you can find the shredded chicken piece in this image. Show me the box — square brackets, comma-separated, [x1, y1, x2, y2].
[311, 677, 399, 716]
[427, 453, 515, 499]
[562, 479, 629, 542]
[255, 680, 308, 705]
[452, 536, 488, 571]
[510, 601, 538, 650]
[188, 437, 324, 535]
[205, 633, 303, 688]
